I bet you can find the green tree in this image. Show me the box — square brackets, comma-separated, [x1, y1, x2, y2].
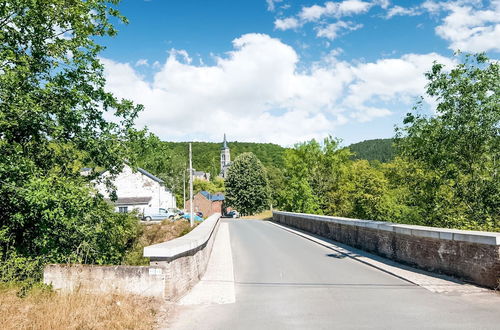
[193, 177, 225, 195]
[0, 0, 142, 280]
[396, 53, 499, 230]
[225, 153, 270, 215]
[280, 137, 352, 214]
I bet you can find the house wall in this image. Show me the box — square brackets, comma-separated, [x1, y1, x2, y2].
[96, 165, 176, 211]
[184, 193, 222, 217]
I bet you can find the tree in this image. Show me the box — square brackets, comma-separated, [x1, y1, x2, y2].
[193, 177, 225, 195]
[280, 137, 352, 214]
[0, 0, 142, 280]
[225, 153, 270, 215]
[396, 53, 499, 230]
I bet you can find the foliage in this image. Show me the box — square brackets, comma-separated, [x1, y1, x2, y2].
[225, 153, 270, 216]
[0, 0, 143, 281]
[396, 53, 499, 231]
[279, 137, 352, 214]
[126, 129, 186, 205]
[162, 141, 286, 179]
[193, 177, 225, 195]
[276, 54, 499, 232]
[1, 175, 140, 283]
[349, 139, 395, 163]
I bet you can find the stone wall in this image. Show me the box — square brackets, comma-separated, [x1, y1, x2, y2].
[44, 213, 221, 300]
[273, 211, 500, 289]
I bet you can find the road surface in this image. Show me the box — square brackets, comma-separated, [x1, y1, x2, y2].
[167, 220, 500, 329]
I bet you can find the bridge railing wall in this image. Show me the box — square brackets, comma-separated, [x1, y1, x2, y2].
[44, 213, 221, 300]
[273, 211, 500, 289]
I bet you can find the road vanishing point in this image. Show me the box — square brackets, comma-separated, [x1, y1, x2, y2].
[166, 220, 500, 330]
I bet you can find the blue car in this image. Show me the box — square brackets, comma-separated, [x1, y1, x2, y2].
[182, 213, 204, 222]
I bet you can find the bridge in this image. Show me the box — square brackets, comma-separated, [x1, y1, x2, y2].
[45, 212, 500, 329]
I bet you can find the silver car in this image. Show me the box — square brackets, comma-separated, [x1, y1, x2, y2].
[142, 208, 176, 221]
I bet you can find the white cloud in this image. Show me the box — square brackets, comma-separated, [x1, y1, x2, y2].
[435, 1, 500, 52]
[275, 0, 373, 35]
[274, 17, 301, 30]
[266, 0, 283, 11]
[135, 59, 149, 67]
[102, 34, 454, 145]
[382, 1, 500, 52]
[316, 21, 363, 40]
[386, 5, 421, 19]
[298, 0, 372, 22]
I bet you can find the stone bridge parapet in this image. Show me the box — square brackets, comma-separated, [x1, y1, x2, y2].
[273, 211, 500, 289]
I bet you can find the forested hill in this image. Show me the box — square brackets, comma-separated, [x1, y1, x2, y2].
[162, 141, 286, 176]
[348, 138, 395, 163]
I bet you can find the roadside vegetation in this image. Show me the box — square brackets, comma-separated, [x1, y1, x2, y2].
[270, 54, 499, 232]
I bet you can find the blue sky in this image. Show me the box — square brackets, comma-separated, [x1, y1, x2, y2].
[100, 0, 499, 146]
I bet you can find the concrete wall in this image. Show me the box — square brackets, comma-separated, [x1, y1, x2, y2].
[44, 213, 221, 300]
[43, 264, 167, 297]
[144, 213, 221, 300]
[273, 211, 500, 289]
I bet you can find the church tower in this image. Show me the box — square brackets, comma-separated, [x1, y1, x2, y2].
[220, 134, 231, 178]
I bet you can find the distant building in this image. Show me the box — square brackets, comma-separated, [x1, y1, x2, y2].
[184, 191, 224, 217]
[219, 134, 231, 178]
[94, 165, 176, 214]
[192, 169, 210, 181]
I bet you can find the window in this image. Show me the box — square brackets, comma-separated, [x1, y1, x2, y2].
[118, 206, 128, 213]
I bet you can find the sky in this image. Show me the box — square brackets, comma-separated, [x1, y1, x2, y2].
[99, 0, 500, 146]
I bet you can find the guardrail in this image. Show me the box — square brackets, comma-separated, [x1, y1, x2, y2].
[273, 211, 500, 289]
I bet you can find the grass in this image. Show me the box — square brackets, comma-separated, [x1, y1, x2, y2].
[241, 210, 273, 220]
[0, 283, 160, 330]
[123, 219, 197, 265]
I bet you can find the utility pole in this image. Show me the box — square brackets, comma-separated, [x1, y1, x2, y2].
[189, 143, 194, 227]
[183, 165, 186, 210]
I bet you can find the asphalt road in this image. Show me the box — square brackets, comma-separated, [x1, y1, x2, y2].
[167, 220, 500, 330]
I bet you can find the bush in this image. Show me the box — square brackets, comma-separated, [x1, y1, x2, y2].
[0, 175, 140, 282]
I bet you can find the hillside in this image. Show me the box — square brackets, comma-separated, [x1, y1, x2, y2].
[162, 141, 286, 177]
[348, 138, 395, 163]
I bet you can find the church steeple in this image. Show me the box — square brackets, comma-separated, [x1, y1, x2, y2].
[220, 134, 231, 178]
[221, 133, 228, 149]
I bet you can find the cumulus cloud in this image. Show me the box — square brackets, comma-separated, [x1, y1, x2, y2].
[435, 1, 500, 52]
[383, 0, 499, 52]
[102, 33, 454, 145]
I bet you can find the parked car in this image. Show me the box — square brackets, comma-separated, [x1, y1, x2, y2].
[142, 208, 176, 221]
[225, 210, 239, 218]
[182, 213, 204, 222]
[168, 207, 184, 216]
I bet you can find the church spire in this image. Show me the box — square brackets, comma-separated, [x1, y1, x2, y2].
[221, 133, 228, 149]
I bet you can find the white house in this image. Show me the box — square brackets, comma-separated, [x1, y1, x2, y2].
[95, 165, 176, 214]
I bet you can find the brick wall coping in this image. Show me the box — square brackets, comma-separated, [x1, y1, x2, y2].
[273, 211, 500, 246]
[143, 213, 221, 258]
